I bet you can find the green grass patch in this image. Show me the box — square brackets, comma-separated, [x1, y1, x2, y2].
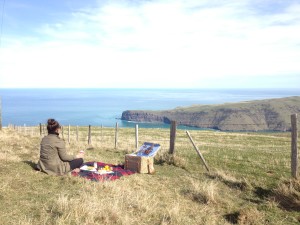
[0, 127, 299, 224]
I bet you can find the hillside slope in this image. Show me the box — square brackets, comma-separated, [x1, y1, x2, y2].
[121, 96, 300, 131]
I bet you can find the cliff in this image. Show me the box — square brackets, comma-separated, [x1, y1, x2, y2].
[121, 96, 300, 131]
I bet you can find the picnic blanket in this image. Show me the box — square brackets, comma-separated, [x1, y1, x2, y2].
[72, 161, 135, 182]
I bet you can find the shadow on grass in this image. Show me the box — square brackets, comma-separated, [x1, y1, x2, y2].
[23, 160, 39, 171]
[240, 186, 272, 205]
[224, 208, 265, 224]
[243, 198, 264, 205]
[255, 182, 300, 212]
[224, 212, 239, 224]
[180, 189, 209, 204]
[272, 179, 300, 211]
[206, 173, 248, 191]
[254, 186, 272, 199]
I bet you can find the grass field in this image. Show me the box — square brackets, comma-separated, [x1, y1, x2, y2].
[0, 126, 299, 225]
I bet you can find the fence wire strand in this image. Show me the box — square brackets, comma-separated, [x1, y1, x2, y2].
[9, 123, 297, 178]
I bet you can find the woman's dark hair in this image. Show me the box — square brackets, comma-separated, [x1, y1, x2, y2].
[47, 118, 61, 133]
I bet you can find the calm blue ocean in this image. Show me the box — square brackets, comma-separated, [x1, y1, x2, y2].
[0, 88, 299, 129]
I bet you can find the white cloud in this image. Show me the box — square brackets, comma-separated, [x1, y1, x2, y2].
[0, 0, 300, 88]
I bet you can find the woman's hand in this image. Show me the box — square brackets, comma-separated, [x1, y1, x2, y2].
[76, 150, 85, 158]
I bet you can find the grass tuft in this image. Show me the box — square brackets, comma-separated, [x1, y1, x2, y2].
[225, 207, 265, 225]
[272, 178, 300, 211]
[181, 178, 219, 205]
[238, 207, 265, 225]
[155, 152, 187, 169]
[207, 170, 250, 191]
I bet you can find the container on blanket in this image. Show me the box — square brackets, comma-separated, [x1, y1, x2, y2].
[125, 142, 160, 174]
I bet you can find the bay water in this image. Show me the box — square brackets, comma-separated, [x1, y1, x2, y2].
[0, 88, 299, 129]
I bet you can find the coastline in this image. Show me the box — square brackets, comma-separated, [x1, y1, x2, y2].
[0, 88, 299, 128]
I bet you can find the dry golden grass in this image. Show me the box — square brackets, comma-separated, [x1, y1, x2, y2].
[273, 179, 300, 212]
[0, 126, 299, 225]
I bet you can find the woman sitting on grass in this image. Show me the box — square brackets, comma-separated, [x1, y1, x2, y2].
[37, 118, 84, 175]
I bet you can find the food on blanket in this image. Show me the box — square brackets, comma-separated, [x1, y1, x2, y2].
[86, 166, 95, 170]
[97, 165, 112, 172]
[144, 144, 154, 155]
[138, 143, 155, 155]
[96, 165, 114, 174]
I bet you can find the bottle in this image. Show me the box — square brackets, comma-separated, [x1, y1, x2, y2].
[94, 161, 97, 170]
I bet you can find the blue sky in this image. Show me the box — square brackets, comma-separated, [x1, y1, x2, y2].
[0, 0, 299, 88]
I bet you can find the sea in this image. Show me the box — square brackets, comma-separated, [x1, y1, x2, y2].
[0, 88, 299, 129]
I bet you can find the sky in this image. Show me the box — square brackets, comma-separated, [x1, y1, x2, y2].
[0, 0, 300, 89]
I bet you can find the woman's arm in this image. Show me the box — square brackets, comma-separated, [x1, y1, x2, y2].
[56, 139, 76, 161]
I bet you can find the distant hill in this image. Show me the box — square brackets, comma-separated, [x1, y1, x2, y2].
[121, 96, 300, 131]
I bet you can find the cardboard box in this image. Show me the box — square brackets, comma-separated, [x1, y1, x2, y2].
[125, 154, 154, 174]
[125, 142, 160, 174]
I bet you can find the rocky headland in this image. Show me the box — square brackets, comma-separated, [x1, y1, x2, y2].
[121, 96, 300, 131]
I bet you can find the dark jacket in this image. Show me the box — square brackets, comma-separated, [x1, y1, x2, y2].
[37, 134, 75, 175]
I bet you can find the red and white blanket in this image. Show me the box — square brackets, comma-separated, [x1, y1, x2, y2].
[72, 162, 135, 182]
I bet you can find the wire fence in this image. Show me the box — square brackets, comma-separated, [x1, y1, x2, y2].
[7, 117, 298, 179]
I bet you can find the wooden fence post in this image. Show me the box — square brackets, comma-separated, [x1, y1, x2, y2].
[135, 124, 139, 150]
[115, 122, 118, 149]
[39, 123, 42, 136]
[68, 125, 70, 144]
[88, 125, 92, 145]
[169, 121, 177, 154]
[186, 130, 210, 172]
[291, 114, 298, 179]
